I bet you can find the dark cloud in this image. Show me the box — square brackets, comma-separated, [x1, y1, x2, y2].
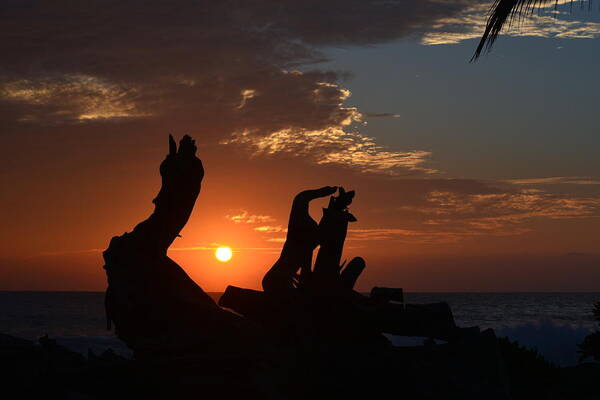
[0, 0, 485, 176]
[0, 1, 470, 128]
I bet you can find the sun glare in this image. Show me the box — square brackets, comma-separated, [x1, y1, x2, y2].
[215, 246, 233, 262]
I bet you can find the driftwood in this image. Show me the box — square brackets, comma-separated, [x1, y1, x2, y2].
[99, 135, 514, 399]
[370, 286, 404, 304]
[340, 257, 366, 289]
[220, 188, 462, 343]
[219, 286, 270, 321]
[219, 283, 460, 342]
[103, 135, 249, 360]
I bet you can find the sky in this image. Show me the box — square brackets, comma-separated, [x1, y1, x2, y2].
[1, 0, 600, 292]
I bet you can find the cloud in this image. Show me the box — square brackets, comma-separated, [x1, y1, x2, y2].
[224, 127, 436, 175]
[364, 113, 401, 118]
[0, 75, 148, 122]
[226, 213, 288, 243]
[225, 211, 275, 224]
[254, 225, 286, 233]
[1, 1, 470, 127]
[331, 176, 600, 244]
[392, 186, 600, 238]
[348, 228, 446, 242]
[503, 177, 600, 185]
[3, 1, 594, 128]
[420, 187, 600, 221]
[3, 0, 597, 178]
[34, 248, 103, 257]
[170, 245, 281, 254]
[219, 177, 600, 245]
[422, 2, 600, 45]
[346, 223, 526, 245]
[0, 0, 480, 176]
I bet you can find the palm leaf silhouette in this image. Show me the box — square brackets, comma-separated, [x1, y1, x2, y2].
[473, 0, 589, 60]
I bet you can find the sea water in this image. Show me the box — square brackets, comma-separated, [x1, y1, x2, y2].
[1, 291, 598, 366]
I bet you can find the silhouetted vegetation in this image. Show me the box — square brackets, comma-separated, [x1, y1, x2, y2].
[474, 0, 595, 60]
[577, 301, 600, 361]
[497, 337, 558, 399]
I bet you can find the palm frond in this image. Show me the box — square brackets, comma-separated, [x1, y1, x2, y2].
[472, 0, 578, 61]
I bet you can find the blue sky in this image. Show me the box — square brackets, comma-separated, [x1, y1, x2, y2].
[317, 35, 600, 183]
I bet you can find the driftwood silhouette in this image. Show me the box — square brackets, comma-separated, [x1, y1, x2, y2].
[101, 135, 512, 399]
[103, 135, 251, 360]
[262, 186, 336, 296]
[223, 185, 464, 346]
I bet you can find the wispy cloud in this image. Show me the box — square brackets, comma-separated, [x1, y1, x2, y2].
[1, 75, 148, 122]
[170, 245, 281, 254]
[349, 176, 600, 244]
[221, 78, 433, 175]
[364, 113, 401, 118]
[225, 211, 275, 224]
[347, 225, 529, 244]
[503, 177, 600, 185]
[428, 189, 600, 219]
[224, 127, 436, 175]
[422, 2, 600, 46]
[36, 243, 283, 257]
[266, 238, 287, 243]
[223, 211, 288, 246]
[254, 225, 286, 233]
[404, 189, 600, 235]
[347, 228, 433, 242]
[34, 248, 103, 257]
[226, 212, 287, 244]
[228, 178, 600, 245]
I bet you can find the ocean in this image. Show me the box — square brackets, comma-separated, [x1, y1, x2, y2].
[1, 291, 598, 366]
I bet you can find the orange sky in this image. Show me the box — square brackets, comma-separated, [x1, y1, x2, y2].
[2, 129, 599, 291]
[1, 1, 600, 291]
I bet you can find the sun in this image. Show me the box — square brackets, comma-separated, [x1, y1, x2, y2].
[215, 246, 233, 262]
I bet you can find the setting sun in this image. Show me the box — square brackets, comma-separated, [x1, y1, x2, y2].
[215, 246, 233, 262]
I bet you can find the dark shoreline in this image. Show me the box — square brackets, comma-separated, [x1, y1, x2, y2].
[2, 329, 600, 400]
